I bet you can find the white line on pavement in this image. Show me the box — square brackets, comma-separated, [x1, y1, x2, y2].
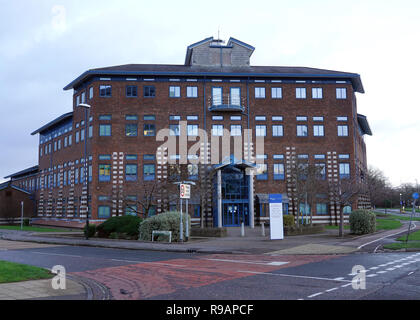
[325, 287, 339, 293]
[31, 251, 82, 258]
[237, 270, 352, 283]
[205, 258, 289, 266]
[110, 259, 186, 267]
[357, 223, 417, 250]
[307, 292, 324, 298]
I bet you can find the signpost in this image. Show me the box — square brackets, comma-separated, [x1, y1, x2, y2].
[269, 194, 284, 240]
[405, 192, 419, 243]
[179, 184, 191, 242]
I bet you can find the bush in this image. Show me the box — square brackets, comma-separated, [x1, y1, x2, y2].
[84, 223, 97, 238]
[283, 215, 295, 227]
[139, 211, 191, 242]
[23, 218, 31, 227]
[350, 210, 376, 235]
[96, 215, 143, 239]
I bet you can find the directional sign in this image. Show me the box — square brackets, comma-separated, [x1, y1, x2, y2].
[269, 194, 284, 240]
[180, 184, 191, 199]
[413, 192, 419, 200]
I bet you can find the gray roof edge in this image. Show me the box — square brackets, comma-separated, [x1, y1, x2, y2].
[4, 165, 39, 179]
[31, 111, 73, 135]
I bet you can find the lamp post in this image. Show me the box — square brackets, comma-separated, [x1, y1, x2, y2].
[78, 103, 91, 240]
[400, 193, 402, 213]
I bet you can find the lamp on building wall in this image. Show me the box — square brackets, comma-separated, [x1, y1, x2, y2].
[78, 103, 91, 239]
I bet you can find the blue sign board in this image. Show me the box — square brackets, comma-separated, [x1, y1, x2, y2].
[269, 194, 283, 204]
[413, 193, 419, 200]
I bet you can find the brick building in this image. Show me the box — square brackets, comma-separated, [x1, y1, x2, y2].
[4, 37, 372, 228]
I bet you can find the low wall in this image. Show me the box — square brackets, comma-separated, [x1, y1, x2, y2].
[190, 227, 228, 237]
[284, 225, 325, 236]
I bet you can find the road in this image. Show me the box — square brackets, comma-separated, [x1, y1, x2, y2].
[0, 239, 419, 301]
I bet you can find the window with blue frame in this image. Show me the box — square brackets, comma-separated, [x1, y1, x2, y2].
[316, 203, 328, 215]
[99, 164, 111, 182]
[188, 164, 198, 180]
[273, 125, 283, 137]
[343, 205, 352, 214]
[187, 86, 198, 98]
[256, 164, 268, 180]
[125, 124, 138, 137]
[98, 206, 111, 219]
[74, 168, 78, 184]
[125, 205, 137, 216]
[125, 164, 138, 181]
[273, 163, 285, 180]
[143, 124, 155, 136]
[144, 85, 155, 97]
[143, 164, 155, 181]
[99, 85, 112, 97]
[170, 124, 180, 136]
[193, 205, 201, 217]
[99, 124, 111, 136]
[126, 85, 137, 97]
[169, 86, 181, 98]
[212, 87, 222, 105]
[339, 163, 350, 179]
[316, 163, 326, 180]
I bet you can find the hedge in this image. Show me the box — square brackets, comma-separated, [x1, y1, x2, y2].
[283, 215, 295, 227]
[139, 211, 191, 242]
[349, 209, 376, 235]
[96, 215, 143, 239]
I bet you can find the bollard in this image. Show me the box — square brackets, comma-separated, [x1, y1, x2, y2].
[261, 222, 265, 237]
[241, 222, 245, 237]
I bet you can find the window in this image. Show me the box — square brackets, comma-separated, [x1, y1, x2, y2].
[255, 87, 266, 99]
[231, 125, 242, 136]
[187, 124, 198, 136]
[296, 116, 307, 121]
[126, 154, 138, 161]
[296, 88, 306, 99]
[297, 125, 308, 136]
[125, 164, 138, 181]
[88, 125, 93, 138]
[212, 116, 223, 121]
[169, 86, 181, 98]
[316, 203, 327, 215]
[98, 206, 111, 219]
[212, 87, 222, 105]
[76, 95, 80, 106]
[272, 116, 283, 121]
[125, 124, 137, 137]
[89, 87, 94, 99]
[256, 125, 266, 137]
[230, 116, 241, 121]
[144, 115, 156, 121]
[339, 163, 350, 179]
[273, 125, 283, 137]
[313, 125, 325, 136]
[126, 85, 137, 97]
[99, 155, 111, 160]
[337, 116, 348, 121]
[169, 124, 180, 136]
[68, 135, 72, 146]
[312, 88, 323, 99]
[273, 154, 284, 160]
[74, 168, 79, 184]
[256, 164, 268, 180]
[75, 131, 80, 143]
[274, 163, 285, 180]
[338, 125, 349, 136]
[187, 86, 198, 98]
[336, 88, 347, 99]
[169, 115, 181, 121]
[255, 116, 266, 121]
[272, 87, 282, 99]
[212, 124, 223, 136]
[144, 124, 155, 136]
[187, 115, 198, 121]
[188, 164, 198, 180]
[81, 92, 86, 103]
[99, 164, 111, 182]
[144, 164, 155, 181]
[80, 129, 85, 141]
[315, 163, 326, 180]
[343, 206, 352, 214]
[58, 140, 61, 150]
[339, 154, 350, 159]
[143, 154, 155, 161]
[313, 116, 324, 122]
[99, 124, 111, 136]
[99, 85, 112, 97]
[144, 86, 155, 97]
[99, 115, 112, 121]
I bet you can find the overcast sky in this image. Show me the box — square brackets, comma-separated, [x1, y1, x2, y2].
[0, 0, 419, 186]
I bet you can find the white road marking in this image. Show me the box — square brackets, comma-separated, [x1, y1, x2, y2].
[205, 258, 289, 266]
[325, 287, 339, 293]
[367, 274, 378, 278]
[369, 267, 379, 270]
[334, 277, 345, 281]
[31, 251, 82, 258]
[357, 227, 416, 250]
[408, 272, 414, 276]
[386, 268, 396, 271]
[307, 292, 324, 298]
[237, 271, 352, 283]
[377, 271, 387, 274]
[341, 283, 353, 288]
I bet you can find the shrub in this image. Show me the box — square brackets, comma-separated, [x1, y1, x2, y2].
[96, 215, 143, 239]
[23, 218, 31, 227]
[84, 223, 97, 238]
[350, 210, 376, 235]
[283, 215, 295, 227]
[139, 211, 191, 242]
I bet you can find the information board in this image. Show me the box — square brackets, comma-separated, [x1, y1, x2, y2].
[269, 194, 284, 240]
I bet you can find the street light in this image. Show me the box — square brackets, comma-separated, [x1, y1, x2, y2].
[400, 193, 402, 213]
[78, 103, 91, 239]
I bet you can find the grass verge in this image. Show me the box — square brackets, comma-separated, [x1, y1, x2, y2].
[0, 225, 71, 233]
[0, 260, 53, 284]
[383, 242, 420, 250]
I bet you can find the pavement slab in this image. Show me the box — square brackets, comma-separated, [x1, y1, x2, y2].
[266, 244, 358, 255]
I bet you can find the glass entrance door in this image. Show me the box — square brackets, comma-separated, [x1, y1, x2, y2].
[223, 203, 249, 226]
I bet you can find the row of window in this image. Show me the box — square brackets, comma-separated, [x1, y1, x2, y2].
[90, 85, 348, 100]
[97, 123, 350, 138]
[40, 127, 93, 156]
